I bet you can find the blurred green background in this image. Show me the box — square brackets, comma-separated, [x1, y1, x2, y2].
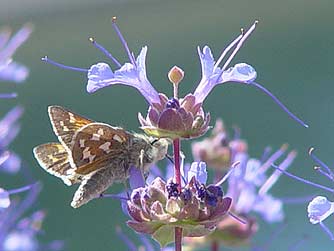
[1, 0, 334, 250]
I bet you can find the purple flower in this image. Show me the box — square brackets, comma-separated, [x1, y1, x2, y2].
[0, 25, 32, 98]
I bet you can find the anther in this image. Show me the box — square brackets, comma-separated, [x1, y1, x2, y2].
[89, 37, 121, 67]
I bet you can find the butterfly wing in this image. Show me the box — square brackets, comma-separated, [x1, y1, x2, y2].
[33, 143, 80, 186]
[69, 122, 130, 172]
[48, 106, 94, 150]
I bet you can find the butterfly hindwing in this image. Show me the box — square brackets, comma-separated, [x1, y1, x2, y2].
[69, 122, 129, 169]
[48, 106, 94, 150]
[33, 142, 79, 186]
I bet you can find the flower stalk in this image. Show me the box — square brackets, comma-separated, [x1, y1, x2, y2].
[173, 138, 182, 251]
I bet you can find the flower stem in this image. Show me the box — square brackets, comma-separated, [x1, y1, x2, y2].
[173, 138, 182, 251]
[173, 138, 181, 192]
[211, 240, 219, 251]
[175, 227, 182, 251]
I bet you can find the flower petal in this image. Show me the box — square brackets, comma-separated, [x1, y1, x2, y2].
[222, 63, 257, 83]
[0, 61, 29, 83]
[307, 196, 334, 224]
[87, 47, 160, 104]
[253, 194, 284, 223]
[188, 162, 208, 184]
[0, 187, 10, 208]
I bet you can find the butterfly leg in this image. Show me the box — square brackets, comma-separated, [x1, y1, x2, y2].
[71, 168, 114, 208]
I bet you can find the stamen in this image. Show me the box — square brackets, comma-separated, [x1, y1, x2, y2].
[116, 226, 137, 251]
[213, 30, 244, 71]
[271, 164, 334, 193]
[248, 82, 308, 128]
[280, 195, 317, 204]
[288, 234, 308, 251]
[88, 37, 121, 67]
[111, 17, 136, 66]
[221, 21, 258, 73]
[258, 151, 296, 196]
[215, 161, 240, 186]
[7, 182, 37, 195]
[260, 146, 272, 163]
[0, 151, 10, 165]
[319, 221, 334, 240]
[256, 144, 288, 175]
[0, 93, 17, 99]
[227, 211, 247, 224]
[41, 56, 88, 72]
[314, 166, 334, 181]
[309, 147, 334, 177]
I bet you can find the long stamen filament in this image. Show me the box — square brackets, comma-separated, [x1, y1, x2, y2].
[309, 147, 334, 177]
[0, 93, 17, 99]
[7, 182, 37, 195]
[258, 151, 296, 196]
[314, 166, 334, 181]
[227, 211, 247, 224]
[248, 82, 308, 128]
[215, 161, 240, 186]
[271, 164, 334, 193]
[221, 21, 258, 73]
[319, 222, 334, 240]
[42, 56, 88, 72]
[89, 37, 121, 67]
[111, 17, 136, 66]
[213, 30, 244, 71]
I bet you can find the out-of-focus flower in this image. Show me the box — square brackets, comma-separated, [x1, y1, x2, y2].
[0, 183, 64, 250]
[0, 25, 32, 98]
[228, 145, 296, 223]
[192, 119, 243, 170]
[0, 106, 23, 174]
[126, 162, 231, 246]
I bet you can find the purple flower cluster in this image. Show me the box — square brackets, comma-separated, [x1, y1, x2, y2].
[0, 25, 64, 250]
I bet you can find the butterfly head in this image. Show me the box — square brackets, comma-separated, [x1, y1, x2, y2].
[149, 138, 170, 162]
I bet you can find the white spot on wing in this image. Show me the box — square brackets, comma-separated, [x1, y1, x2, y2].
[97, 129, 104, 135]
[79, 139, 85, 147]
[113, 134, 123, 143]
[69, 113, 76, 123]
[91, 133, 100, 141]
[82, 147, 95, 162]
[99, 142, 111, 153]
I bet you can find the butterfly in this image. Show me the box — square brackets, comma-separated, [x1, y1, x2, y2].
[33, 106, 169, 208]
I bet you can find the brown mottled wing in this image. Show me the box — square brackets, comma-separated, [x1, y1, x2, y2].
[33, 143, 79, 186]
[69, 122, 129, 173]
[48, 106, 94, 150]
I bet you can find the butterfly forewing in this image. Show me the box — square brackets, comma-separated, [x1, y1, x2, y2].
[33, 143, 77, 186]
[69, 122, 129, 169]
[48, 106, 93, 150]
